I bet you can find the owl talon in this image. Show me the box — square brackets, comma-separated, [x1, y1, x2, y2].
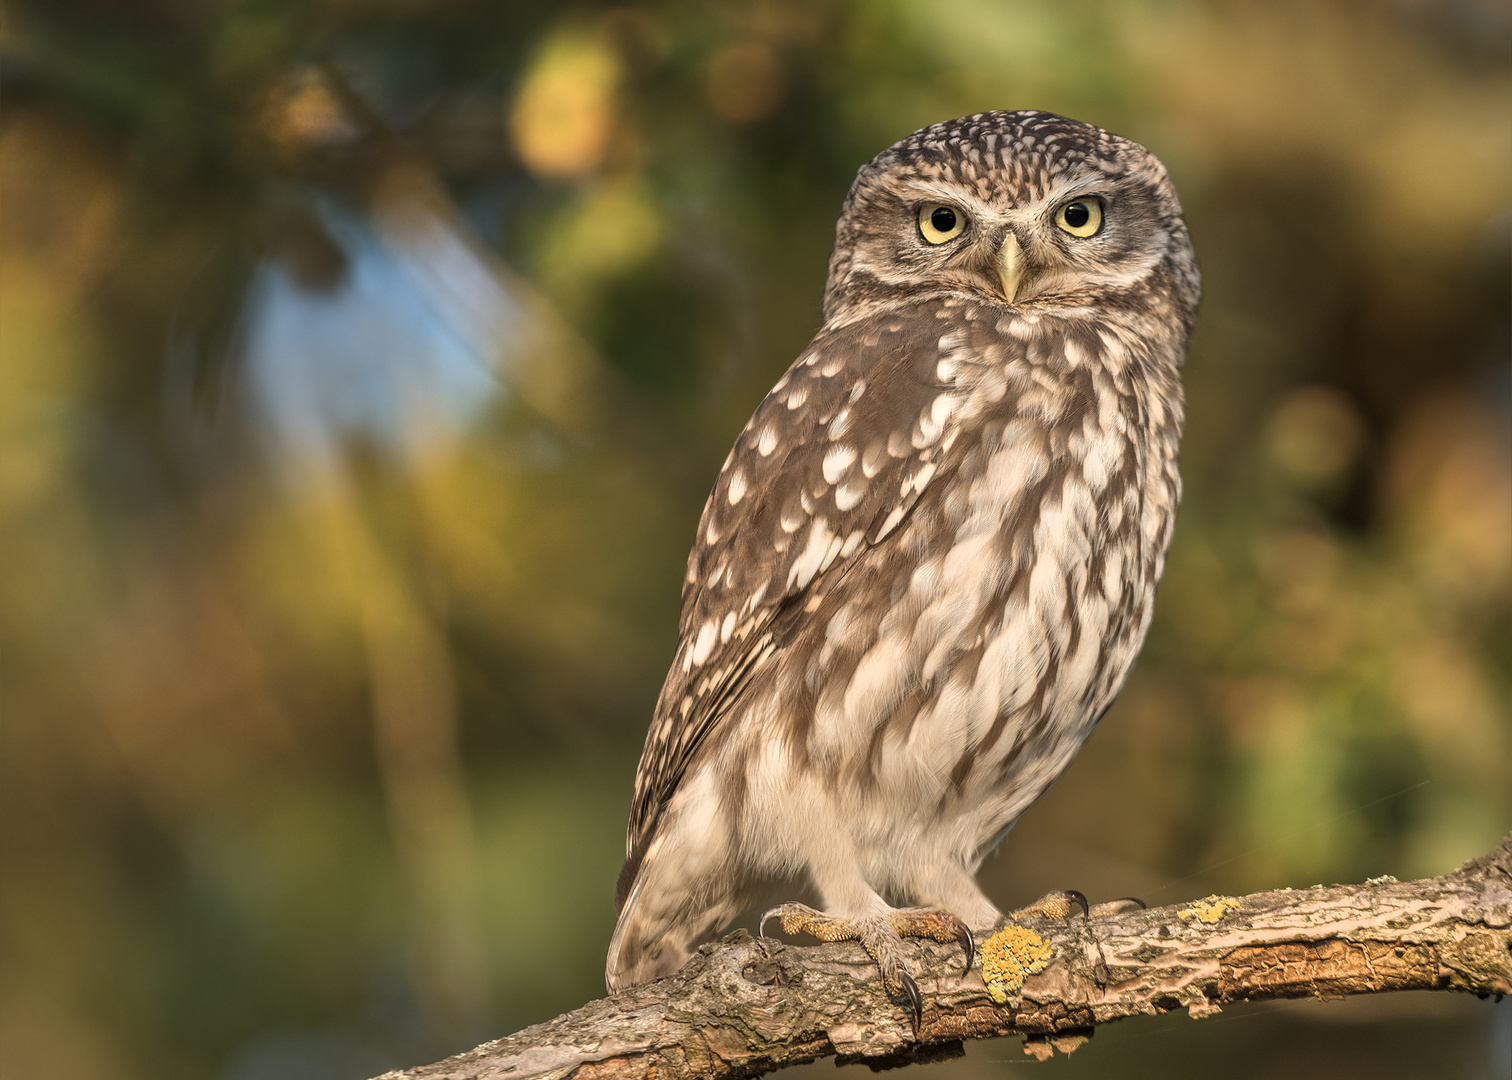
[956, 923, 974, 977]
[1010, 889, 1090, 921]
[758, 901, 974, 1026]
[757, 908, 779, 939]
[895, 969, 923, 1028]
[887, 907, 975, 974]
[759, 901, 834, 941]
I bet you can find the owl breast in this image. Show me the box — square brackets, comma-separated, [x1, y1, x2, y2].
[731, 303, 1183, 884]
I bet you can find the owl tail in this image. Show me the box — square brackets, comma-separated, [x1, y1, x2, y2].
[605, 875, 665, 991]
[605, 840, 741, 991]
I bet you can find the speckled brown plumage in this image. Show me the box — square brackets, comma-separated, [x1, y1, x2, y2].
[607, 110, 1199, 1003]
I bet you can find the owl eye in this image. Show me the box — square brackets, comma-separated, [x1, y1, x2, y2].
[918, 203, 966, 244]
[1054, 198, 1103, 238]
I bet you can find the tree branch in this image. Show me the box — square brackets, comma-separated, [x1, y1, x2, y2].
[378, 834, 1512, 1080]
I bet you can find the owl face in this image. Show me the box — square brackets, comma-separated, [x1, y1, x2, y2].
[822, 111, 1199, 332]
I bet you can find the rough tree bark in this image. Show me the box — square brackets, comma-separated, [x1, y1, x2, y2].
[377, 834, 1512, 1080]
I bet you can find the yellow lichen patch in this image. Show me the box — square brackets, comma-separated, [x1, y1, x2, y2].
[1177, 895, 1241, 924]
[980, 926, 1052, 1004]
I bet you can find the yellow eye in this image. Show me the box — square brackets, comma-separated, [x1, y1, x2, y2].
[1054, 198, 1103, 237]
[918, 203, 966, 244]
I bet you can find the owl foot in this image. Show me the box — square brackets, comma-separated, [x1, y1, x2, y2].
[758, 902, 973, 1027]
[1006, 890, 1146, 921]
[1008, 889, 1089, 921]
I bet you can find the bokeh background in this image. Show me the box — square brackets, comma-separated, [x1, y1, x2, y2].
[2, 1, 1509, 1077]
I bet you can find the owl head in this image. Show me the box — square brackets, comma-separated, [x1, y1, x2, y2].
[821, 110, 1199, 338]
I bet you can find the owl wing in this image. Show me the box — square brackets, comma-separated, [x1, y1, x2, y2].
[621, 301, 1018, 885]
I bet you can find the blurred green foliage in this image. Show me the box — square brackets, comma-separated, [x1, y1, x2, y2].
[1, 1, 1508, 1077]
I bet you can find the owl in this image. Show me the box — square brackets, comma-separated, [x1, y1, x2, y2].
[605, 111, 1199, 1020]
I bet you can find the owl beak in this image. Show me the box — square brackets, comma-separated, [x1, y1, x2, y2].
[997, 233, 1025, 303]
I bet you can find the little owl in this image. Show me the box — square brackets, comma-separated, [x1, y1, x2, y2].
[605, 110, 1199, 1021]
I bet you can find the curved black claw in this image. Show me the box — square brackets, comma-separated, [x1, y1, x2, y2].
[758, 901, 820, 939]
[956, 924, 975, 977]
[1009, 888, 1092, 922]
[895, 969, 923, 1029]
